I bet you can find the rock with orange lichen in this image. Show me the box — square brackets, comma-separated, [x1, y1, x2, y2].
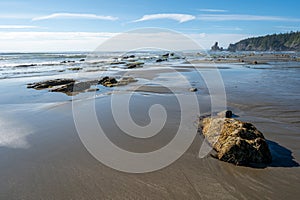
[200, 116, 272, 165]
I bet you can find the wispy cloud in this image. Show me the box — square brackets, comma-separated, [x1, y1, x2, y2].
[0, 25, 39, 29]
[0, 31, 117, 52]
[32, 13, 118, 21]
[0, 31, 251, 52]
[133, 14, 196, 23]
[198, 14, 300, 21]
[198, 9, 228, 12]
[213, 26, 243, 31]
[275, 26, 300, 30]
[0, 14, 33, 19]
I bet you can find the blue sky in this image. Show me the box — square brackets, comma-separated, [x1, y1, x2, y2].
[0, 0, 299, 51]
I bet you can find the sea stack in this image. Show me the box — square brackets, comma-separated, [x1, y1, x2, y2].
[211, 42, 224, 51]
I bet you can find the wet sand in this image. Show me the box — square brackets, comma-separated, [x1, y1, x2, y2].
[0, 54, 299, 199]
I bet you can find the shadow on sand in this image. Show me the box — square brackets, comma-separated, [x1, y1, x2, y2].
[249, 140, 299, 168]
[267, 140, 299, 168]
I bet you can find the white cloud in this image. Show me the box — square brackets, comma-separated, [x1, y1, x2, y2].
[213, 26, 243, 31]
[198, 14, 300, 21]
[133, 14, 196, 23]
[0, 31, 250, 52]
[0, 32, 117, 52]
[0, 25, 39, 29]
[275, 26, 300, 30]
[198, 9, 228, 12]
[32, 13, 118, 21]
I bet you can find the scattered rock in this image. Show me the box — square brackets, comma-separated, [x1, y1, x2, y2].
[61, 60, 75, 64]
[156, 58, 167, 62]
[15, 64, 37, 68]
[98, 76, 118, 87]
[110, 61, 126, 65]
[117, 77, 137, 86]
[162, 53, 169, 58]
[200, 117, 272, 165]
[126, 62, 144, 69]
[68, 67, 82, 71]
[253, 61, 258, 65]
[189, 87, 197, 92]
[28, 76, 137, 95]
[122, 55, 136, 59]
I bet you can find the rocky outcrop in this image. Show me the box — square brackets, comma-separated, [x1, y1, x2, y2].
[68, 67, 82, 71]
[156, 58, 167, 62]
[200, 113, 272, 165]
[27, 76, 137, 96]
[228, 31, 300, 52]
[211, 42, 224, 51]
[126, 62, 144, 69]
[27, 79, 75, 89]
[117, 77, 138, 86]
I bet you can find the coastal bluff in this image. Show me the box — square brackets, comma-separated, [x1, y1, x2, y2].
[228, 31, 300, 51]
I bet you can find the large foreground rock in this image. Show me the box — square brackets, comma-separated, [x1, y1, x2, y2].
[201, 117, 272, 165]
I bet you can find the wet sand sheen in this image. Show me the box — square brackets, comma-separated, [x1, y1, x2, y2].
[0, 57, 300, 199]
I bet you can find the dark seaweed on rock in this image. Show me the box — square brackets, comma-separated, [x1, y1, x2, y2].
[27, 79, 75, 89]
[200, 113, 272, 166]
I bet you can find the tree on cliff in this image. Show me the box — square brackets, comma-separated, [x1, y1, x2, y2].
[228, 31, 300, 51]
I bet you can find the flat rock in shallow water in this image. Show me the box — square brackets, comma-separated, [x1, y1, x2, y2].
[27, 79, 75, 89]
[201, 117, 272, 165]
[27, 76, 137, 95]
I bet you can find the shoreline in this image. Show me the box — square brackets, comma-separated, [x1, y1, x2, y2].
[0, 53, 299, 199]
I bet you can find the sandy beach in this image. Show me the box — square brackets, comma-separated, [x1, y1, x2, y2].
[0, 52, 299, 199]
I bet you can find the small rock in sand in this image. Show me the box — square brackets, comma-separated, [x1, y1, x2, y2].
[189, 88, 197, 92]
[217, 110, 233, 118]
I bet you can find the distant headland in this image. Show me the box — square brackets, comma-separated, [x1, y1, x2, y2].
[211, 31, 300, 52]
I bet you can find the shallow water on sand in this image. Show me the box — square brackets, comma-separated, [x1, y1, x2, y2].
[0, 52, 299, 199]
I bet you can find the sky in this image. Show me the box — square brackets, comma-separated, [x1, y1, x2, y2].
[0, 0, 299, 52]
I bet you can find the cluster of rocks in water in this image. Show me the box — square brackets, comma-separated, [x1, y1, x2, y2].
[60, 59, 85, 64]
[156, 52, 181, 62]
[55, 52, 186, 74]
[27, 76, 137, 96]
[199, 110, 272, 166]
